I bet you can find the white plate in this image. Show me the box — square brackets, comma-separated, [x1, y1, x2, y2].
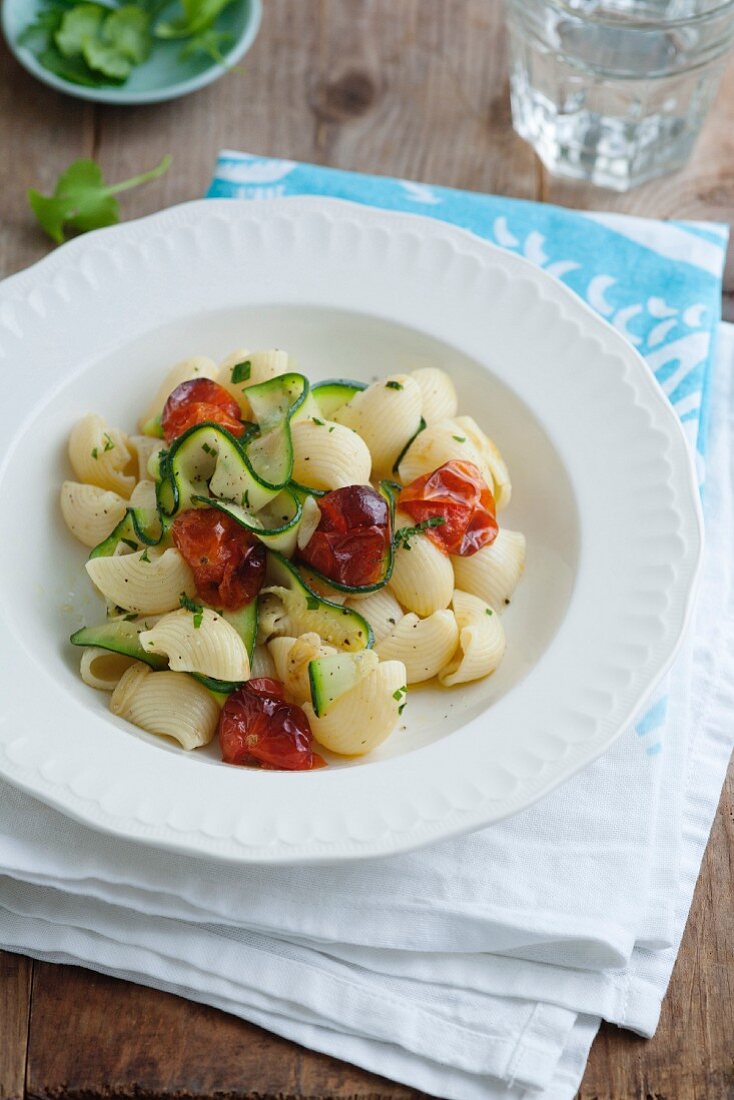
[0, 198, 702, 864]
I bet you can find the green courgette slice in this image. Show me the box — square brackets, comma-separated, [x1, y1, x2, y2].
[312, 379, 367, 419]
[263, 551, 373, 650]
[70, 617, 167, 669]
[308, 650, 379, 717]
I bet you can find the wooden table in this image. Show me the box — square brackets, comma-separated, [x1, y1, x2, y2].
[1, 3, 733, 1097]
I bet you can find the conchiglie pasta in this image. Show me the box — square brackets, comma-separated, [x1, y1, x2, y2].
[291, 419, 372, 490]
[139, 608, 249, 682]
[453, 416, 512, 509]
[345, 588, 405, 644]
[217, 348, 293, 415]
[335, 375, 422, 477]
[85, 548, 196, 615]
[296, 495, 322, 551]
[110, 664, 219, 750]
[451, 529, 526, 611]
[411, 368, 458, 424]
[79, 647, 138, 691]
[438, 590, 506, 686]
[303, 660, 406, 755]
[129, 478, 158, 510]
[268, 633, 336, 705]
[128, 435, 165, 482]
[389, 509, 454, 616]
[397, 417, 489, 487]
[376, 610, 459, 684]
[60, 481, 127, 548]
[138, 356, 217, 431]
[251, 643, 277, 679]
[68, 414, 137, 498]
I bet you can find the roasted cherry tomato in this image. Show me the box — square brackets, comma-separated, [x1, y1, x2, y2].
[171, 508, 265, 610]
[398, 460, 498, 556]
[219, 678, 326, 770]
[161, 378, 245, 443]
[297, 484, 391, 588]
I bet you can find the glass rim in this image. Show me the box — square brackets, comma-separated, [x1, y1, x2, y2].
[541, 0, 734, 28]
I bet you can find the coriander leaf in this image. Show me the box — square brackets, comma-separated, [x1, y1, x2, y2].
[55, 4, 104, 58]
[83, 36, 131, 77]
[155, 0, 235, 39]
[28, 154, 171, 244]
[179, 26, 233, 65]
[385, 380, 403, 391]
[230, 359, 251, 384]
[18, 4, 67, 49]
[305, 595, 320, 611]
[103, 5, 151, 63]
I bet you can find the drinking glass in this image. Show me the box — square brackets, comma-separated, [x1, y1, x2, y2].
[504, 0, 734, 190]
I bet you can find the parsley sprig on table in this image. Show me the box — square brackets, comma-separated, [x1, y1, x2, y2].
[28, 154, 171, 242]
[18, 0, 238, 88]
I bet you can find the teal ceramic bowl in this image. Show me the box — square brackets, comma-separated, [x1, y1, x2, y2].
[1, 0, 261, 104]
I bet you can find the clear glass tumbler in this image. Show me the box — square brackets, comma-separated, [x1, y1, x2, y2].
[504, 0, 734, 190]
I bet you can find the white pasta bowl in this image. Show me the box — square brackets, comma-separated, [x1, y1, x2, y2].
[0, 198, 702, 863]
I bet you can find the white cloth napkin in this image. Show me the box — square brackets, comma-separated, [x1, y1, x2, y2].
[1, 321, 732, 1097]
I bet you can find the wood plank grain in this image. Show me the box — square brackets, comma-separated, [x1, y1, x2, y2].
[26, 962, 425, 1100]
[0, 952, 33, 1100]
[0, 40, 93, 280]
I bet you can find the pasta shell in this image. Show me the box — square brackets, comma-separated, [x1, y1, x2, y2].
[453, 416, 512, 509]
[129, 478, 158, 510]
[217, 348, 293, 415]
[250, 644, 277, 679]
[338, 375, 422, 477]
[297, 494, 323, 551]
[291, 419, 372, 490]
[139, 608, 250, 682]
[389, 509, 454, 616]
[68, 414, 137, 498]
[60, 481, 127, 548]
[138, 356, 217, 431]
[411, 368, 458, 424]
[303, 660, 406, 756]
[376, 610, 459, 684]
[397, 417, 490, 488]
[128, 435, 165, 482]
[438, 589, 506, 686]
[86, 548, 196, 615]
[451, 529, 526, 611]
[79, 648, 138, 691]
[268, 633, 336, 704]
[110, 665, 219, 750]
[345, 587, 405, 644]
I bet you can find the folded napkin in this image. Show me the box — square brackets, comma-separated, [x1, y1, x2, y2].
[0, 154, 731, 1100]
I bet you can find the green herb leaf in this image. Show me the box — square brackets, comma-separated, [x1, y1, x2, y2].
[230, 359, 251, 384]
[201, 442, 213, 454]
[179, 592, 204, 627]
[179, 26, 233, 64]
[452, 435, 466, 443]
[393, 516, 446, 551]
[155, 0, 236, 39]
[140, 548, 151, 563]
[305, 595, 320, 611]
[54, 3, 103, 58]
[103, 5, 151, 64]
[103, 432, 115, 452]
[312, 417, 325, 426]
[90, 446, 99, 459]
[121, 537, 139, 551]
[28, 154, 171, 244]
[385, 380, 403, 390]
[485, 607, 493, 616]
[392, 685, 407, 701]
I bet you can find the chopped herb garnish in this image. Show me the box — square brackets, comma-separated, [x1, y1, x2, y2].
[91, 447, 99, 460]
[201, 442, 213, 454]
[385, 380, 403, 390]
[103, 432, 115, 452]
[121, 537, 139, 551]
[328, 425, 335, 433]
[398, 701, 407, 715]
[305, 595, 320, 611]
[485, 607, 493, 616]
[240, 490, 250, 509]
[312, 417, 325, 426]
[392, 685, 407, 702]
[230, 360, 251, 384]
[139, 548, 151, 563]
[122, 612, 139, 622]
[452, 435, 466, 443]
[180, 591, 204, 628]
[393, 516, 446, 550]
